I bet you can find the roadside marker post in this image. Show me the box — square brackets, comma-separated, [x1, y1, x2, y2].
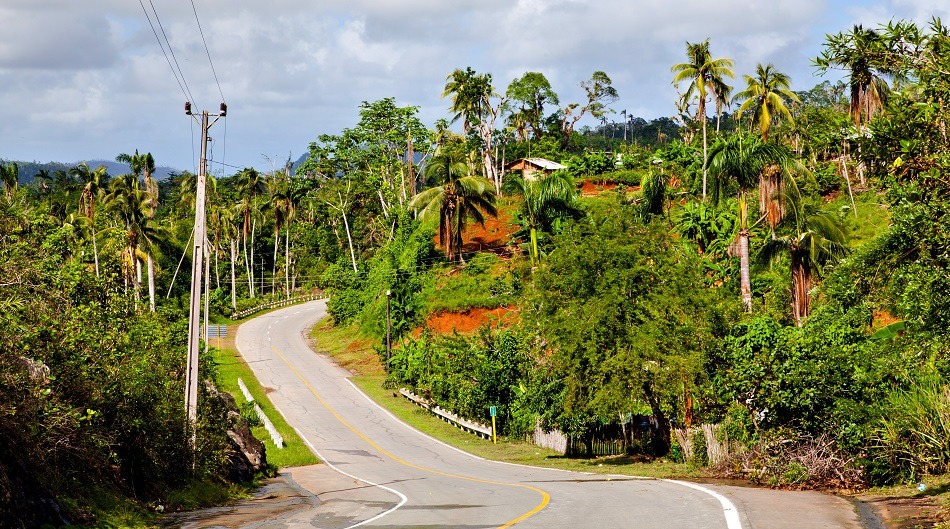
[490, 406, 497, 444]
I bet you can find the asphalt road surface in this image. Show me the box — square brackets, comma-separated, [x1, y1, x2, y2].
[234, 300, 865, 529]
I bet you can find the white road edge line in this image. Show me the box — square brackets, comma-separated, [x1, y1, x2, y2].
[344, 378, 743, 529]
[663, 479, 743, 529]
[290, 423, 408, 529]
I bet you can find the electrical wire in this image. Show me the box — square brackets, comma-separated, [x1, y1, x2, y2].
[187, 0, 229, 173]
[146, 0, 197, 106]
[189, 0, 226, 104]
[138, 0, 193, 104]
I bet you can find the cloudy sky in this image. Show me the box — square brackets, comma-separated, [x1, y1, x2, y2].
[1, 0, 947, 174]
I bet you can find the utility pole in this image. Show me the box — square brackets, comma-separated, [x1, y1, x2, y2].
[385, 289, 392, 366]
[184, 101, 226, 457]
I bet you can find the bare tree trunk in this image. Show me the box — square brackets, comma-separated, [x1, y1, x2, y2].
[342, 210, 358, 273]
[841, 153, 857, 219]
[92, 225, 100, 278]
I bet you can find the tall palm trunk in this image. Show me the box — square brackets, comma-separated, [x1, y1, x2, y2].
[738, 194, 752, 312]
[284, 225, 291, 299]
[272, 226, 279, 296]
[147, 253, 156, 313]
[701, 98, 708, 200]
[250, 220, 257, 298]
[529, 227, 539, 267]
[791, 252, 811, 327]
[230, 238, 237, 310]
[739, 229, 752, 312]
[243, 226, 252, 298]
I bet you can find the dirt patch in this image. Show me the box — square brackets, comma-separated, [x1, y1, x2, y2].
[437, 203, 519, 258]
[872, 310, 902, 330]
[580, 180, 620, 196]
[419, 307, 520, 335]
[859, 495, 946, 529]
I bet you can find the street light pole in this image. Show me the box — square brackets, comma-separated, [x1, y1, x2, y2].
[184, 101, 226, 457]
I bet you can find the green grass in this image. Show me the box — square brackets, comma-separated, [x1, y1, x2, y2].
[831, 189, 891, 248]
[351, 374, 700, 479]
[59, 486, 158, 528]
[212, 343, 320, 468]
[310, 318, 386, 376]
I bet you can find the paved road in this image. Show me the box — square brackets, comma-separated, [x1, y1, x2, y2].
[235, 300, 865, 529]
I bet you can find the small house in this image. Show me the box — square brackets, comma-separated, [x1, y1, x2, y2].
[506, 158, 567, 180]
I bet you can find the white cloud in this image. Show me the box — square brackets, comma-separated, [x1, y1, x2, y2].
[0, 0, 944, 170]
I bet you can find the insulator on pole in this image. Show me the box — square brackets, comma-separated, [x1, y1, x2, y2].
[185, 101, 192, 115]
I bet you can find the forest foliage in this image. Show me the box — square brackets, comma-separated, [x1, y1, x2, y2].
[4, 19, 950, 526]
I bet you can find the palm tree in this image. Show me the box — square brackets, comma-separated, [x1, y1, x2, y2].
[117, 150, 158, 217]
[672, 39, 735, 199]
[814, 25, 891, 128]
[217, 206, 240, 310]
[266, 173, 296, 297]
[443, 67, 505, 193]
[410, 151, 497, 264]
[105, 173, 162, 311]
[713, 79, 732, 133]
[234, 168, 265, 298]
[707, 134, 799, 311]
[758, 180, 849, 326]
[734, 63, 801, 141]
[0, 162, 18, 199]
[70, 163, 109, 277]
[508, 170, 582, 267]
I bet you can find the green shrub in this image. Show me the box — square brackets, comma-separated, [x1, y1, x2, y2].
[691, 429, 708, 466]
[874, 380, 950, 481]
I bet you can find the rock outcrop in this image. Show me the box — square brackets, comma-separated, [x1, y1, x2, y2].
[204, 381, 268, 482]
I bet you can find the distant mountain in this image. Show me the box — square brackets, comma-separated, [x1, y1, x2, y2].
[0, 159, 180, 184]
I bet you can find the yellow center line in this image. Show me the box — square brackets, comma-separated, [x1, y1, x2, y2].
[271, 344, 550, 528]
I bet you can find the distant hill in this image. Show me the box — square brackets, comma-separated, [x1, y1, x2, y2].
[0, 159, 180, 184]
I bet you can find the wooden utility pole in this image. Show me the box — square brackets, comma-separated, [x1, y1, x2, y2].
[184, 101, 226, 456]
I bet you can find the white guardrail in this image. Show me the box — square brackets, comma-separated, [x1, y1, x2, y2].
[231, 293, 326, 320]
[399, 388, 493, 440]
[237, 377, 284, 448]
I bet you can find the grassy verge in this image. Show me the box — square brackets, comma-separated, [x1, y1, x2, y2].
[351, 374, 698, 479]
[310, 319, 698, 479]
[211, 326, 319, 468]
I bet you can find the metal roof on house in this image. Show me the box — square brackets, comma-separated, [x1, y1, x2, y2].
[509, 158, 567, 170]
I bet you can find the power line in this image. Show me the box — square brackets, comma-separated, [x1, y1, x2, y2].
[188, 0, 227, 104]
[187, 0, 228, 171]
[146, 0, 197, 106]
[138, 0, 193, 104]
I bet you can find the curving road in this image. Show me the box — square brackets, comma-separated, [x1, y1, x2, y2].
[235, 300, 864, 529]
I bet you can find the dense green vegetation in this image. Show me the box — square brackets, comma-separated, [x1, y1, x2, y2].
[4, 16, 950, 526]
